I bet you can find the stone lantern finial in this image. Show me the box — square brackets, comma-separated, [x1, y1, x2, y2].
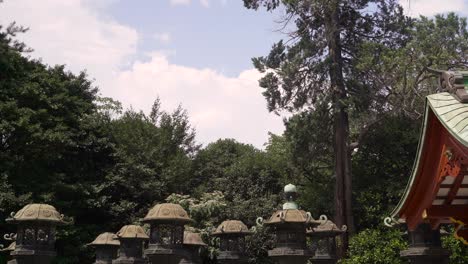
[283, 184, 299, 210]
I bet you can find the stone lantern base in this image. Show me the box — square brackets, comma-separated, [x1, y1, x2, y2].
[8, 249, 56, 264]
[145, 247, 191, 264]
[179, 258, 196, 264]
[400, 223, 450, 264]
[112, 257, 146, 264]
[311, 255, 337, 264]
[216, 251, 248, 264]
[268, 247, 314, 264]
[400, 247, 449, 264]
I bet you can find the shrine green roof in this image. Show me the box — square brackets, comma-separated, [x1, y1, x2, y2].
[427, 92, 468, 147]
[387, 92, 468, 225]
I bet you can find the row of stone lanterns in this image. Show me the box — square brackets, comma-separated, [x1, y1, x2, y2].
[1, 184, 345, 264]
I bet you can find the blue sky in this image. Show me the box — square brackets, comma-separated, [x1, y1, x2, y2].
[0, 0, 464, 147]
[104, 0, 283, 77]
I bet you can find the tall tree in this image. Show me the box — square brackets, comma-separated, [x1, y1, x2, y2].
[0, 20, 118, 262]
[96, 103, 198, 227]
[243, 0, 409, 248]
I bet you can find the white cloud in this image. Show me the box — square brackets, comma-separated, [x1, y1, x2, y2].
[170, 0, 228, 8]
[398, 0, 467, 17]
[108, 53, 284, 146]
[154, 32, 171, 44]
[0, 0, 138, 83]
[170, 0, 191, 6]
[200, 0, 210, 8]
[0, 0, 284, 147]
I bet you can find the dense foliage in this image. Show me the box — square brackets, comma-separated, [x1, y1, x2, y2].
[1, 2, 468, 264]
[340, 228, 408, 264]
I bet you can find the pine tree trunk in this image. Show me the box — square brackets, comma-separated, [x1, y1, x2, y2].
[325, 0, 354, 255]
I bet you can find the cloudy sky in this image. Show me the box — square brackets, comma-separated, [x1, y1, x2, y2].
[0, 0, 464, 148]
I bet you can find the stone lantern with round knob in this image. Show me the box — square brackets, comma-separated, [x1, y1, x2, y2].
[212, 220, 251, 264]
[5, 203, 68, 264]
[112, 225, 148, 264]
[306, 216, 346, 264]
[179, 231, 206, 264]
[142, 203, 192, 264]
[258, 184, 320, 264]
[88, 232, 120, 264]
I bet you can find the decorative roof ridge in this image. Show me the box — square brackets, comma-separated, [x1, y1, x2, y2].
[429, 68, 468, 103]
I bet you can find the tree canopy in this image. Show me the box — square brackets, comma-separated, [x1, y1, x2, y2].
[1, 3, 468, 264]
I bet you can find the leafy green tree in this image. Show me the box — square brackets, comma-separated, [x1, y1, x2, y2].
[96, 103, 198, 228]
[0, 20, 117, 262]
[352, 115, 420, 230]
[352, 13, 468, 121]
[191, 139, 258, 194]
[282, 104, 334, 217]
[192, 139, 285, 225]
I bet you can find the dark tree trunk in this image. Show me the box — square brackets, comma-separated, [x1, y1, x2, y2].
[325, 0, 354, 255]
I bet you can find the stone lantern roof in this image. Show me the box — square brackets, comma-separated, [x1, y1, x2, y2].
[142, 203, 192, 224]
[116, 225, 149, 240]
[0, 242, 15, 252]
[88, 232, 120, 246]
[264, 209, 318, 225]
[212, 220, 251, 236]
[183, 231, 206, 246]
[306, 218, 347, 238]
[6, 203, 66, 224]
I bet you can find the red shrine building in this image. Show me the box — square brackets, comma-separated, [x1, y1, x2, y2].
[386, 71, 468, 263]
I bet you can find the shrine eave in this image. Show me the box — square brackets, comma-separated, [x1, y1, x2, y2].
[387, 93, 468, 230]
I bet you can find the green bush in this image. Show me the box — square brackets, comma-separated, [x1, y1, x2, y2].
[340, 228, 408, 264]
[442, 231, 468, 264]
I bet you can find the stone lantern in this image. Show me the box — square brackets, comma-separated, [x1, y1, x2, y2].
[258, 184, 319, 264]
[180, 231, 206, 264]
[88, 232, 120, 264]
[212, 220, 251, 264]
[5, 203, 68, 264]
[113, 225, 148, 264]
[142, 203, 192, 264]
[306, 216, 346, 264]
